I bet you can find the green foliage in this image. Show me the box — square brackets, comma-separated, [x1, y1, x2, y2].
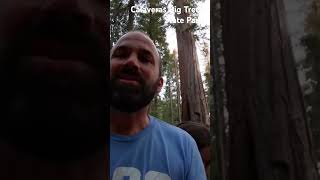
[149, 51, 181, 125]
[110, 0, 128, 46]
[162, 52, 181, 124]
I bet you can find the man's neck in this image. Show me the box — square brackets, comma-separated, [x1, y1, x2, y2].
[110, 107, 150, 136]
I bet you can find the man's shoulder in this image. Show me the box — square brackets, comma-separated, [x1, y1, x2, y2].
[151, 116, 185, 133]
[150, 116, 196, 144]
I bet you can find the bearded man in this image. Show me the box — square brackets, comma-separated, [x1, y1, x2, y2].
[110, 31, 206, 180]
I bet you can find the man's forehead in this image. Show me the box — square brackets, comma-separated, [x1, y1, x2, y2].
[117, 32, 154, 46]
[112, 32, 159, 57]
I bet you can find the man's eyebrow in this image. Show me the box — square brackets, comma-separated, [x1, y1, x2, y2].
[140, 49, 153, 56]
[111, 45, 130, 54]
[113, 45, 130, 51]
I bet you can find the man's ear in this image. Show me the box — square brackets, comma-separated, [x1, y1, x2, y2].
[156, 77, 163, 94]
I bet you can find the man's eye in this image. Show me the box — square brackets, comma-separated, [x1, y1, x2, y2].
[139, 55, 151, 63]
[138, 52, 153, 63]
[112, 49, 129, 59]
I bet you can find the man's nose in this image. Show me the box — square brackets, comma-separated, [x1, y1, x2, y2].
[124, 52, 140, 70]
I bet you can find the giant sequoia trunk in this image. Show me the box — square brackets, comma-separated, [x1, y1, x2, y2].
[174, 0, 209, 125]
[222, 0, 319, 179]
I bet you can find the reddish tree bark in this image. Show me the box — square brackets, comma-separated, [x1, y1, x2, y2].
[222, 0, 320, 179]
[175, 0, 209, 125]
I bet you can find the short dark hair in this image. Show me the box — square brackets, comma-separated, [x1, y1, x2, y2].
[177, 121, 210, 150]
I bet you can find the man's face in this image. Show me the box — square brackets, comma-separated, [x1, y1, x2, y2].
[0, 0, 106, 158]
[110, 32, 163, 113]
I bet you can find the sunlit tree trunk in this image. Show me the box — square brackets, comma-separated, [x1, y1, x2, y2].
[167, 78, 174, 123]
[174, 0, 209, 125]
[173, 50, 181, 122]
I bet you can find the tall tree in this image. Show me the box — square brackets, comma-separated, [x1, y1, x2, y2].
[174, 0, 209, 125]
[301, 0, 320, 167]
[201, 41, 211, 101]
[110, 0, 129, 46]
[211, 0, 227, 179]
[222, 0, 320, 179]
[173, 50, 181, 123]
[164, 53, 175, 123]
[127, 0, 136, 31]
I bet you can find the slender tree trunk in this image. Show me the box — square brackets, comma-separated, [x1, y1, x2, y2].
[175, 67, 181, 123]
[173, 50, 181, 122]
[222, 0, 320, 179]
[174, 0, 209, 125]
[153, 97, 158, 117]
[168, 79, 174, 123]
[127, 0, 135, 31]
[148, 96, 159, 118]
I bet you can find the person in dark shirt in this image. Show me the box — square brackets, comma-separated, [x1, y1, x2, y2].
[177, 121, 212, 177]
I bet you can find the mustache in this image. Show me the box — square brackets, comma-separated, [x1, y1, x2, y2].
[113, 66, 144, 84]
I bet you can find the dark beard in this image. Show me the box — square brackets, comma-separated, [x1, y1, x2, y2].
[110, 77, 158, 113]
